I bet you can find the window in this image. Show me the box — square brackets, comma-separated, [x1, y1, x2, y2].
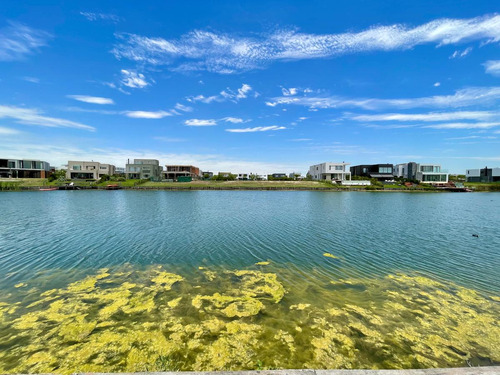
[335, 165, 343, 170]
[72, 165, 81, 170]
[379, 167, 392, 174]
[100, 166, 107, 170]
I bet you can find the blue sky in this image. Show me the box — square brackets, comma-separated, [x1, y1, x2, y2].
[1, 0, 499, 174]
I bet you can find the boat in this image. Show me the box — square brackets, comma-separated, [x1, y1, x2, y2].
[106, 184, 121, 190]
[39, 187, 58, 191]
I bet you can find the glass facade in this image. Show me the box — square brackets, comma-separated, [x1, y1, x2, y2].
[378, 167, 392, 173]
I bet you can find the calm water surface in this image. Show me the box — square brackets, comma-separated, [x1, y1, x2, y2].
[0, 191, 499, 372]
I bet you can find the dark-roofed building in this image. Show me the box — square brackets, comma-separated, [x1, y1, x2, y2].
[350, 164, 394, 181]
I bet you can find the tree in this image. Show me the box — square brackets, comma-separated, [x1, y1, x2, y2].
[48, 169, 66, 182]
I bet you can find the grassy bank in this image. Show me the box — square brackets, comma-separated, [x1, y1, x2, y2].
[464, 182, 500, 191]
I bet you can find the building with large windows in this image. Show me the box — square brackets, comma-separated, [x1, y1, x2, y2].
[67, 161, 116, 180]
[350, 164, 394, 181]
[163, 165, 200, 181]
[466, 166, 500, 182]
[308, 162, 351, 182]
[0, 159, 52, 178]
[125, 159, 163, 181]
[394, 162, 448, 183]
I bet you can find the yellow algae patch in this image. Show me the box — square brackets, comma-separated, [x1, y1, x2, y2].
[67, 275, 98, 293]
[255, 261, 270, 266]
[323, 252, 339, 259]
[14, 282, 27, 288]
[151, 271, 183, 290]
[192, 293, 264, 318]
[2, 267, 500, 373]
[167, 297, 182, 308]
[233, 270, 285, 303]
[491, 296, 500, 302]
[290, 303, 310, 310]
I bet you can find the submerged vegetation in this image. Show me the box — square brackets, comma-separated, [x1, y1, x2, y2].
[0, 265, 499, 374]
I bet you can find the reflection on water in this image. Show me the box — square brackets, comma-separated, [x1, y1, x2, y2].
[0, 264, 499, 373]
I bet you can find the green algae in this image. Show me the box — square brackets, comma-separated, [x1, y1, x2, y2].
[255, 261, 270, 266]
[0, 266, 499, 374]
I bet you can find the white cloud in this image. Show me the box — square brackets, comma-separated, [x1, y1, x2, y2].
[80, 12, 121, 23]
[185, 119, 217, 126]
[484, 60, 500, 76]
[120, 69, 150, 89]
[22, 76, 40, 83]
[282, 87, 298, 96]
[446, 135, 496, 140]
[434, 82, 441, 87]
[349, 111, 498, 122]
[289, 138, 312, 142]
[67, 95, 115, 105]
[423, 122, 500, 129]
[268, 87, 500, 110]
[124, 110, 172, 119]
[226, 125, 286, 133]
[0, 22, 51, 61]
[222, 117, 245, 123]
[0, 105, 95, 131]
[174, 103, 193, 112]
[0, 126, 21, 135]
[449, 47, 473, 59]
[112, 14, 500, 73]
[187, 84, 254, 104]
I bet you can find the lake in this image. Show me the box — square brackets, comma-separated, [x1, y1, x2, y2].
[0, 191, 499, 372]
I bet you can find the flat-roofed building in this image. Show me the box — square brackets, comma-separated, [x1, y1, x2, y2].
[394, 162, 448, 183]
[0, 159, 52, 178]
[350, 164, 394, 181]
[126, 159, 163, 180]
[163, 165, 200, 181]
[309, 162, 351, 182]
[466, 166, 500, 182]
[67, 161, 116, 180]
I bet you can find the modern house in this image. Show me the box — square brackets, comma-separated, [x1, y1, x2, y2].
[308, 162, 351, 182]
[0, 159, 52, 178]
[350, 164, 394, 181]
[236, 173, 250, 180]
[394, 162, 448, 183]
[270, 173, 287, 179]
[466, 167, 500, 182]
[67, 161, 116, 180]
[163, 165, 200, 181]
[125, 159, 163, 181]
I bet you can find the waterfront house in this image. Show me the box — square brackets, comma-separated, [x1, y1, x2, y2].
[350, 164, 394, 181]
[67, 161, 116, 180]
[308, 162, 351, 182]
[126, 159, 163, 181]
[202, 171, 214, 179]
[0, 158, 52, 178]
[394, 162, 448, 183]
[270, 173, 287, 179]
[466, 166, 500, 182]
[163, 165, 200, 181]
[236, 173, 250, 180]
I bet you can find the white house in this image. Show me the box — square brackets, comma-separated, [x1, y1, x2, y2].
[394, 162, 448, 183]
[308, 162, 351, 182]
[66, 161, 116, 180]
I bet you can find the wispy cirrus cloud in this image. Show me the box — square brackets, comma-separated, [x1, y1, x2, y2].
[186, 84, 255, 104]
[449, 47, 473, 59]
[174, 103, 193, 112]
[124, 110, 172, 119]
[22, 76, 40, 83]
[423, 122, 500, 129]
[185, 119, 217, 126]
[267, 87, 500, 110]
[226, 125, 286, 133]
[0, 22, 51, 61]
[80, 12, 122, 23]
[111, 14, 500, 73]
[67, 95, 115, 105]
[348, 111, 499, 122]
[484, 60, 500, 76]
[0, 105, 95, 131]
[153, 136, 186, 142]
[0, 126, 21, 135]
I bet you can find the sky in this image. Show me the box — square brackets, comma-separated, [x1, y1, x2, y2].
[1, 0, 500, 174]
